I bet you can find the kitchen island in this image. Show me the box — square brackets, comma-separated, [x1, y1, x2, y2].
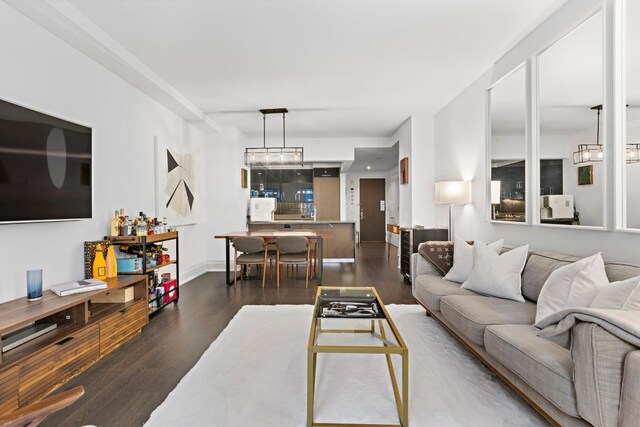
[249, 221, 355, 261]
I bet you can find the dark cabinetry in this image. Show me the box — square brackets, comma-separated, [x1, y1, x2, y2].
[400, 228, 448, 281]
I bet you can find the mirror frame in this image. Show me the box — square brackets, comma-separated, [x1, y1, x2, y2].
[534, 8, 607, 230]
[485, 62, 531, 225]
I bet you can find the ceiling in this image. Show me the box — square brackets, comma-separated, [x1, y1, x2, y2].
[349, 143, 399, 173]
[66, 0, 566, 138]
[491, 7, 640, 136]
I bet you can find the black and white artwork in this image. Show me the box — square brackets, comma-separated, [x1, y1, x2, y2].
[155, 138, 202, 225]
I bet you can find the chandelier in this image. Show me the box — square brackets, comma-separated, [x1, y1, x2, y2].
[573, 104, 640, 164]
[573, 105, 604, 165]
[244, 108, 303, 167]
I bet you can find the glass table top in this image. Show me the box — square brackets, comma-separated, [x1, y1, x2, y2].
[311, 287, 404, 349]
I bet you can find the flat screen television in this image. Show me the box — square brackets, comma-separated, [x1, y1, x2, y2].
[0, 98, 92, 223]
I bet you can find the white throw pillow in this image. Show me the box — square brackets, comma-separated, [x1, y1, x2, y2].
[461, 241, 529, 302]
[535, 253, 608, 323]
[590, 276, 640, 310]
[443, 237, 504, 283]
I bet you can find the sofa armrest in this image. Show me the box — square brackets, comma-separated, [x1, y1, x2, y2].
[410, 249, 442, 291]
[571, 322, 639, 427]
[619, 350, 640, 427]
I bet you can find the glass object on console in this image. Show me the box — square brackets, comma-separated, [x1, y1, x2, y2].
[538, 11, 603, 227]
[489, 66, 527, 223]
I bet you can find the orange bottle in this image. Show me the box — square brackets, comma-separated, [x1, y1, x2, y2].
[105, 245, 118, 279]
[93, 244, 107, 280]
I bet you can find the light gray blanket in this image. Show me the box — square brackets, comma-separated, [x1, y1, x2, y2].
[534, 308, 640, 348]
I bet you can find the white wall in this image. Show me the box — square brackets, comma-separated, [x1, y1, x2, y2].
[392, 118, 413, 228]
[385, 166, 400, 246]
[205, 127, 251, 269]
[410, 113, 436, 227]
[0, 2, 211, 302]
[434, 0, 640, 264]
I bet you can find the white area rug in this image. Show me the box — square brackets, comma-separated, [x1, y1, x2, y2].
[146, 305, 547, 426]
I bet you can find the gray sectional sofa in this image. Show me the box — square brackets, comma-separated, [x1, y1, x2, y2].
[411, 246, 640, 427]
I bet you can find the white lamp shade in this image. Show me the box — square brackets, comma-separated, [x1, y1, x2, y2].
[491, 181, 501, 204]
[434, 181, 472, 205]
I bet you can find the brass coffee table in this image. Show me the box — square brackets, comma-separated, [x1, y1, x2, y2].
[307, 287, 409, 427]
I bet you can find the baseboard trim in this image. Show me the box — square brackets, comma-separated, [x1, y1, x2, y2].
[180, 262, 208, 284]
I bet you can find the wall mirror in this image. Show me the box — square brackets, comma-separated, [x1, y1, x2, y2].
[488, 65, 527, 223]
[625, 0, 640, 229]
[538, 11, 604, 227]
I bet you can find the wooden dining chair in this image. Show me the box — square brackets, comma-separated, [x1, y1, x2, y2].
[232, 236, 269, 288]
[275, 236, 311, 288]
[0, 386, 84, 427]
[298, 229, 318, 278]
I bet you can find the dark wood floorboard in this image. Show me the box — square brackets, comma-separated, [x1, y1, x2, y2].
[42, 242, 411, 427]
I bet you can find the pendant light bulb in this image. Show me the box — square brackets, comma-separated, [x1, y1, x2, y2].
[596, 148, 603, 159]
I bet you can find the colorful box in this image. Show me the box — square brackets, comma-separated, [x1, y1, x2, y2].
[156, 254, 170, 264]
[163, 279, 178, 304]
[116, 257, 142, 273]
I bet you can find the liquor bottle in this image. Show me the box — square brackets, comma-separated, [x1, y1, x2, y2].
[148, 244, 168, 253]
[136, 216, 147, 236]
[122, 216, 133, 236]
[105, 244, 118, 279]
[118, 209, 126, 235]
[110, 211, 121, 236]
[119, 245, 152, 257]
[92, 244, 107, 280]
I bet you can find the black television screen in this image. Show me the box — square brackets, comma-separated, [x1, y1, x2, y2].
[0, 98, 92, 223]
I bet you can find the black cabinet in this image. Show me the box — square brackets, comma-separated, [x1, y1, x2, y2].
[400, 228, 448, 281]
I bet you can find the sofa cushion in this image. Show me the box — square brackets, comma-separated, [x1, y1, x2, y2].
[485, 324, 579, 417]
[572, 322, 638, 427]
[413, 274, 476, 312]
[605, 262, 640, 282]
[520, 251, 581, 302]
[439, 295, 536, 346]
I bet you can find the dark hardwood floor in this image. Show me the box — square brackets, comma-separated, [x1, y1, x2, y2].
[43, 242, 412, 427]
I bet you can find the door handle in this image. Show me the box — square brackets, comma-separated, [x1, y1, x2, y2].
[360, 210, 364, 221]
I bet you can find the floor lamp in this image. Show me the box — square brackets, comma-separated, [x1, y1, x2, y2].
[435, 181, 472, 240]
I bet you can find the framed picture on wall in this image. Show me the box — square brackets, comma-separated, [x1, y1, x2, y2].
[578, 165, 593, 185]
[241, 168, 248, 189]
[400, 157, 409, 185]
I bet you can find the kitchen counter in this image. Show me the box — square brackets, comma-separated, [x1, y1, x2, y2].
[249, 221, 355, 260]
[250, 220, 356, 224]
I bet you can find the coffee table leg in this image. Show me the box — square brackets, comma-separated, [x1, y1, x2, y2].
[402, 348, 409, 426]
[307, 349, 316, 426]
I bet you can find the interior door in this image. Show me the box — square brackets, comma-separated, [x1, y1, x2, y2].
[359, 178, 385, 242]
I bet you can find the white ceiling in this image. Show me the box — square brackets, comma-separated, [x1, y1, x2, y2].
[66, 0, 566, 138]
[349, 143, 399, 173]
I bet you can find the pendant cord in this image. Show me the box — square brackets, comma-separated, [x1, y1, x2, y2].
[283, 112, 286, 148]
[263, 113, 266, 148]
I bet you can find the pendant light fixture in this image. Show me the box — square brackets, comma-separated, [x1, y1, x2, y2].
[573, 105, 604, 165]
[572, 104, 640, 164]
[244, 108, 303, 167]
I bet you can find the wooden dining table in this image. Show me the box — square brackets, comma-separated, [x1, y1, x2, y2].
[213, 230, 328, 286]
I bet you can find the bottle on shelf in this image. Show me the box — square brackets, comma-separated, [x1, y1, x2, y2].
[119, 245, 152, 257]
[118, 209, 126, 235]
[110, 210, 121, 237]
[122, 216, 133, 236]
[136, 212, 147, 237]
[92, 244, 107, 280]
[105, 244, 118, 279]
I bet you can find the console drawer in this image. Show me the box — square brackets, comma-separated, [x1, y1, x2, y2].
[18, 324, 99, 406]
[99, 300, 147, 355]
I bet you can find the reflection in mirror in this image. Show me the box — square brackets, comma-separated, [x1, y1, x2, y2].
[538, 12, 603, 227]
[625, 1, 640, 229]
[489, 66, 526, 222]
